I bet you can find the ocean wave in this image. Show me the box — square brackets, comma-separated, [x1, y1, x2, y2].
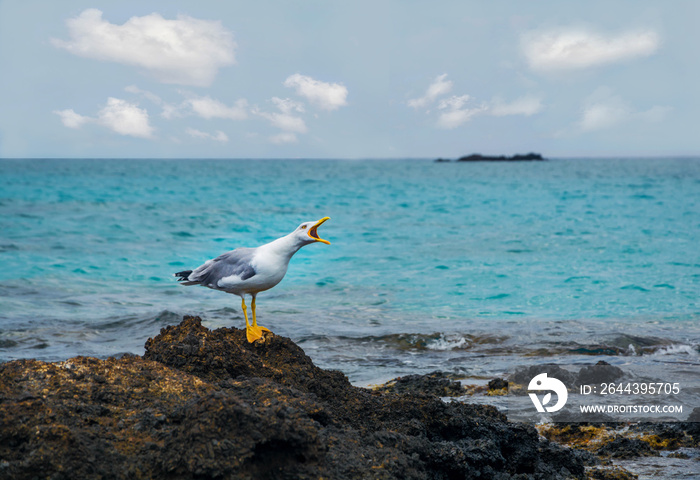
[305, 330, 699, 360]
[647, 344, 700, 357]
[424, 333, 471, 351]
[93, 310, 182, 330]
[333, 332, 509, 352]
[523, 336, 700, 358]
[1, 310, 187, 363]
[605, 334, 700, 356]
[0, 243, 19, 252]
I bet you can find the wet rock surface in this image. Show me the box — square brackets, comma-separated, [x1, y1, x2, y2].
[511, 364, 578, 387]
[510, 362, 624, 389]
[488, 378, 509, 392]
[380, 363, 700, 479]
[574, 361, 624, 386]
[586, 466, 639, 480]
[372, 371, 465, 397]
[0, 316, 587, 480]
[595, 437, 659, 459]
[538, 421, 699, 479]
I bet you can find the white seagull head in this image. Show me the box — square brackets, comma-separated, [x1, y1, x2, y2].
[292, 216, 331, 246]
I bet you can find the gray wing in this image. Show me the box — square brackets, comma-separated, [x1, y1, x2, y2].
[188, 247, 256, 287]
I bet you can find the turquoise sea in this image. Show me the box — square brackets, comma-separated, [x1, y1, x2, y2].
[1, 158, 699, 389]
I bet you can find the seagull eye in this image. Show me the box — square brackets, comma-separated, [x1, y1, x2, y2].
[300, 225, 307, 229]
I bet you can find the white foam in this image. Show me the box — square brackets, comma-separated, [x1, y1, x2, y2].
[426, 334, 470, 351]
[651, 344, 699, 357]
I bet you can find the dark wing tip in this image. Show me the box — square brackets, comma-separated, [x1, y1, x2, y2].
[175, 270, 193, 282]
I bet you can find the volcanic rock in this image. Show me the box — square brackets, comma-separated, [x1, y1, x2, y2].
[0, 316, 586, 479]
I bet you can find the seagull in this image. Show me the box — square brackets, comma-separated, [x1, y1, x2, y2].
[175, 217, 331, 343]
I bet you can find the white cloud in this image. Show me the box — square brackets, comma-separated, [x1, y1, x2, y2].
[408, 75, 542, 128]
[185, 127, 229, 142]
[51, 9, 236, 86]
[271, 97, 305, 115]
[53, 109, 91, 128]
[269, 133, 298, 144]
[125, 87, 248, 121]
[125, 85, 182, 119]
[408, 73, 453, 108]
[187, 96, 248, 120]
[522, 28, 660, 71]
[253, 97, 307, 133]
[438, 95, 471, 111]
[283, 74, 348, 111]
[160, 103, 182, 120]
[579, 101, 630, 131]
[436, 95, 487, 129]
[54, 98, 154, 138]
[97, 97, 154, 138]
[578, 87, 671, 131]
[489, 95, 543, 116]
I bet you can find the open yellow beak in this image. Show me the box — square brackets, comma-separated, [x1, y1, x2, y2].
[308, 216, 331, 244]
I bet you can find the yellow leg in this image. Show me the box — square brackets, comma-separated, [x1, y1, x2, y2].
[241, 297, 250, 332]
[241, 297, 251, 329]
[242, 297, 263, 343]
[251, 296, 271, 333]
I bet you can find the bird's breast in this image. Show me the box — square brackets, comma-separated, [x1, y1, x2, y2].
[252, 254, 288, 281]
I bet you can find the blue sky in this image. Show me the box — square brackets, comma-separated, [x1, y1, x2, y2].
[1, 0, 698, 158]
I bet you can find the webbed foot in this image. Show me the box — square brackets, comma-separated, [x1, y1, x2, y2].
[246, 325, 271, 343]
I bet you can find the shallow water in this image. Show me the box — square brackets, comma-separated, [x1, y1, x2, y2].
[1, 158, 699, 404]
[616, 451, 700, 480]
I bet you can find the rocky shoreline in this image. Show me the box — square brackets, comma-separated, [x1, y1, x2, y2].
[376, 369, 700, 479]
[0, 316, 696, 479]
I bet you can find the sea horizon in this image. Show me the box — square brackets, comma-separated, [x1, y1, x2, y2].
[2, 155, 700, 161]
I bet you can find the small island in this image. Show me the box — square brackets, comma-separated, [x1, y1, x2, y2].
[435, 152, 545, 162]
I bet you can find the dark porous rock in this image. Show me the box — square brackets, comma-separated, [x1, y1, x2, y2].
[488, 377, 509, 391]
[681, 407, 700, 441]
[568, 448, 600, 467]
[686, 406, 700, 423]
[575, 361, 624, 387]
[510, 364, 577, 387]
[0, 315, 587, 479]
[628, 422, 697, 450]
[587, 466, 639, 480]
[595, 437, 659, 459]
[374, 371, 465, 397]
[682, 407, 700, 439]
